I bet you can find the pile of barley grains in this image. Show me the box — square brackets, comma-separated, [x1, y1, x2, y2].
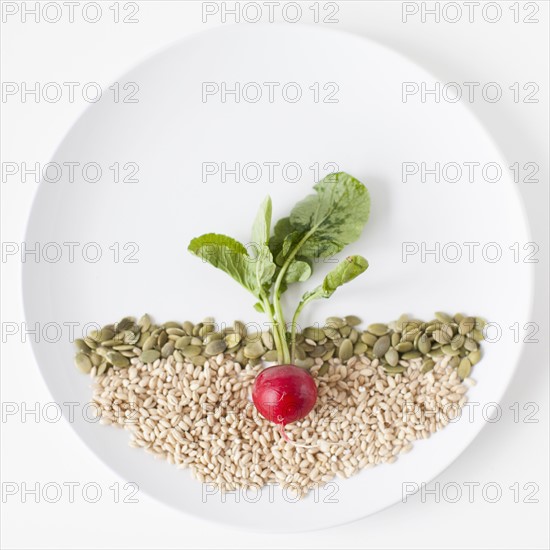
[91, 350, 473, 497]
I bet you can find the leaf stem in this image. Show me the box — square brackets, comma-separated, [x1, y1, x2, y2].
[261, 293, 284, 364]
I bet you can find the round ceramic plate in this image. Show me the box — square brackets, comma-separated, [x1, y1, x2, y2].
[23, 25, 532, 531]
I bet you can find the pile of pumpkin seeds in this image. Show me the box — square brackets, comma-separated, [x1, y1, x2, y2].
[74, 312, 485, 381]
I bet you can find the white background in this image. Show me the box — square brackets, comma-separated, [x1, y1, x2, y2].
[1, 1, 548, 548]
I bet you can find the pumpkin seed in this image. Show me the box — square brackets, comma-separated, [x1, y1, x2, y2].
[116, 317, 134, 332]
[339, 325, 352, 337]
[367, 323, 389, 336]
[458, 357, 472, 379]
[234, 320, 246, 337]
[394, 341, 413, 353]
[166, 327, 185, 336]
[138, 313, 151, 332]
[74, 339, 91, 353]
[361, 332, 378, 346]
[451, 334, 465, 351]
[261, 331, 274, 350]
[295, 345, 306, 361]
[472, 329, 485, 342]
[454, 313, 465, 323]
[295, 357, 315, 368]
[304, 327, 325, 341]
[75, 353, 92, 373]
[385, 347, 399, 367]
[449, 356, 460, 369]
[458, 317, 476, 335]
[322, 347, 335, 361]
[190, 337, 203, 346]
[112, 344, 134, 351]
[441, 344, 460, 356]
[383, 365, 406, 375]
[173, 350, 184, 363]
[191, 355, 207, 367]
[180, 345, 201, 359]
[262, 350, 278, 362]
[90, 352, 103, 366]
[205, 339, 227, 356]
[421, 359, 435, 373]
[468, 350, 481, 365]
[417, 336, 432, 354]
[318, 363, 330, 376]
[224, 333, 242, 348]
[475, 317, 487, 330]
[175, 336, 192, 349]
[348, 329, 359, 344]
[97, 362, 108, 376]
[310, 345, 327, 358]
[464, 337, 478, 351]
[353, 342, 368, 355]
[101, 339, 119, 347]
[391, 332, 400, 347]
[142, 335, 157, 351]
[182, 321, 194, 335]
[435, 311, 453, 323]
[107, 351, 130, 367]
[338, 339, 353, 362]
[161, 342, 175, 358]
[433, 330, 451, 345]
[140, 349, 160, 363]
[344, 315, 361, 326]
[324, 326, 340, 340]
[402, 350, 422, 359]
[244, 341, 265, 359]
[373, 335, 390, 358]
[325, 316, 346, 329]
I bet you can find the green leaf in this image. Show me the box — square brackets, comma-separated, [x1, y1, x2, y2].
[251, 196, 272, 250]
[284, 260, 312, 284]
[289, 172, 370, 259]
[254, 244, 276, 289]
[188, 233, 260, 295]
[301, 255, 368, 303]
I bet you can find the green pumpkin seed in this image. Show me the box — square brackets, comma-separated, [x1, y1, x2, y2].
[468, 350, 481, 365]
[310, 345, 327, 358]
[383, 365, 406, 375]
[89, 352, 103, 366]
[140, 349, 160, 363]
[324, 326, 340, 339]
[262, 350, 278, 362]
[449, 356, 460, 369]
[454, 313, 465, 323]
[224, 333, 242, 349]
[475, 317, 487, 330]
[190, 337, 203, 346]
[97, 362, 108, 376]
[173, 350, 184, 363]
[417, 336, 432, 354]
[385, 347, 399, 367]
[244, 341, 265, 360]
[361, 332, 378, 346]
[181, 345, 201, 358]
[234, 320, 246, 337]
[458, 357, 472, 379]
[175, 336, 192, 349]
[354, 342, 368, 355]
[234, 349, 245, 365]
[451, 334, 465, 351]
[391, 332, 400, 347]
[182, 321, 194, 335]
[304, 327, 325, 341]
[429, 348, 444, 358]
[191, 355, 207, 367]
[142, 335, 157, 351]
[295, 357, 314, 368]
[373, 335, 390, 358]
[295, 346, 306, 361]
[458, 317, 476, 335]
[74, 340, 91, 354]
[205, 340, 227, 356]
[338, 339, 353, 362]
[138, 313, 151, 332]
[421, 359, 435, 373]
[433, 330, 452, 345]
[472, 329, 485, 342]
[442, 344, 460, 356]
[344, 315, 361, 326]
[113, 344, 134, 351]
[318, 363, 330, 376]
[464, 337, 478, 352]
[435, 311, 452, 323]
[395, 341, 413, 353]
[348, 329, 359, 344]
[339, 325, 351, 337]
[161, 342, 175, 358]
[101, 339, 119, 347]
[325, 316, 346, 329]
[166, 327, 185, 336]
[107, 351, 130, 367]
[402, 350, 422, 359]
[116, 317, 134, 332]
[261, 331, 274, 349]
[367, 323, 389, 336]
[75, 353, 92, 373]
[322, 347, 335, 361]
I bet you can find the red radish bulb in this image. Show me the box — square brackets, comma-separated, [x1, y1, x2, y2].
[252, 365, 318, 436]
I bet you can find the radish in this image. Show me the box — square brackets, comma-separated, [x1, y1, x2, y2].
[188, 172, 370, 432]
[252, 365, 318, 440]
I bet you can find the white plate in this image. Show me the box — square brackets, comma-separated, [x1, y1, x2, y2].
[23, 25, 532, 531]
